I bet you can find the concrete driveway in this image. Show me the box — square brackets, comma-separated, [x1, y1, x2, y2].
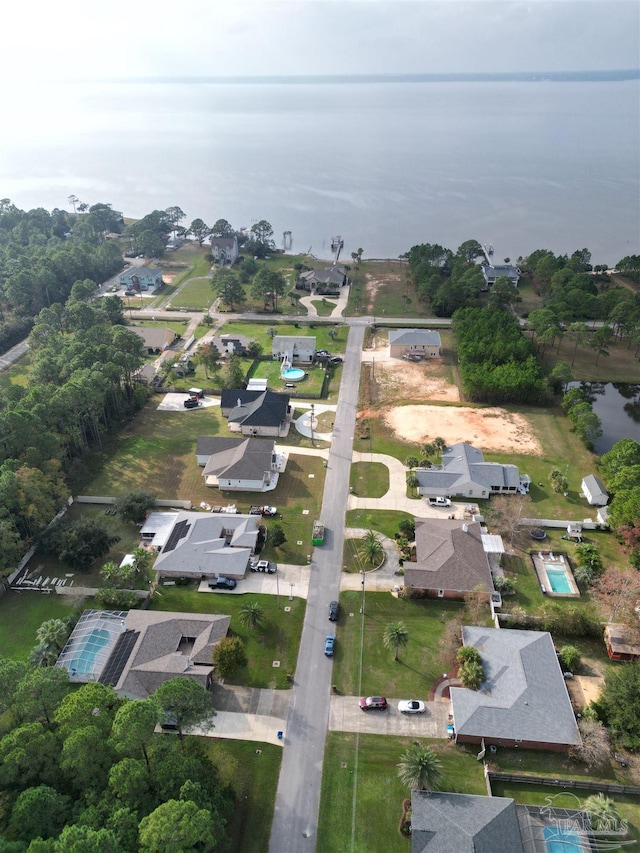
[157, 393, 220, 411]
[329, 695, 450, 737]
[195, 563, 311, 599]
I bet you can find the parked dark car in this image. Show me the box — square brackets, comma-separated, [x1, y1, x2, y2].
[328, 600, 339, 622]
[324, 635, 335, 657]
[359, 696, 387, 711]
[184, 399, 201, 409]
[208, 577, 237, 590]
[329, 356, 343, 364]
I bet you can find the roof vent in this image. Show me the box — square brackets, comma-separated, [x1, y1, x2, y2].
[184, 659, 190, 671]
[462, 524, 469, 533]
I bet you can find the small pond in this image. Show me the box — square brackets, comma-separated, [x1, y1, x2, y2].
[570, 382, 640, 455]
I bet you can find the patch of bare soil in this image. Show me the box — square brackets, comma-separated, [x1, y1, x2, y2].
[376, 360, 460, 403]
[383, 404, 542, 455]
[363, 271, 402, 313]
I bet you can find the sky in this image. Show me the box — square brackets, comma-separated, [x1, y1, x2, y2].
[4, 1, 639, 81]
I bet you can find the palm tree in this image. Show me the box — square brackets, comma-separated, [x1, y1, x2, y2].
[36, 619, 69, 654]
[383, 621, 409, 662]
[358, 530, 384, 567]
[397, 744, 442, 791]
[583, 793, 622, 832]
[405, 456, 419, 470]
[238, 600, 265, 629]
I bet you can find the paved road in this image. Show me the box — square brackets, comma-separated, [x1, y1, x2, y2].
[269, 322, 366, 852]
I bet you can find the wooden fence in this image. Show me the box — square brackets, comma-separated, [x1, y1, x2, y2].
[487, 771, 640, 797]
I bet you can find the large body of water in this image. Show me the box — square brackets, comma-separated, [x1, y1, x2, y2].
[573, 382, 640, 455]
[2, 79, 639, 263]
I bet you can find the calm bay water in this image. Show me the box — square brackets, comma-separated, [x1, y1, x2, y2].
[2, 79, 639, 262]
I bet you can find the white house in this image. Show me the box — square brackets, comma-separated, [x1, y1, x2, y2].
[195, 436, 282, 492]
[415, 442, 529, 500]
[272, 335, 316, 363]
[581, 474, 609, 506]
[209, 236, 239, 265]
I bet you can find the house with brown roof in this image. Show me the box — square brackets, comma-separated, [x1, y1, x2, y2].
[56, 609, 230, 697]
[129, 326, 177, 354]
[402, 519, 495, 599]
[209, 235, 239, 265]
[604, 623, 640, 661]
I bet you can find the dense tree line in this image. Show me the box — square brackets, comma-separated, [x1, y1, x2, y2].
[0, 294, 146, 577]
[404, 239, 487, 316]
[561, 386, 603, 448]
[0, 200, 124, 351]
[521, 248, 640, 337]
[599, 438, 640, 565]
[452, 307, 544, 404]
[0, 666, 232, 851]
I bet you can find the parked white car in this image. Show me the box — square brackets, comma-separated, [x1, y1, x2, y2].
[398, 700, 426, 715]
[428, 497, 451, 507]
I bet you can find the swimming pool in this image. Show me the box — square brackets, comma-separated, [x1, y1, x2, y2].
[281, 367, 305, 382]
[69, 627, 111, 676]
[544, 565, 573, 594]
[543, 825, 584, 852]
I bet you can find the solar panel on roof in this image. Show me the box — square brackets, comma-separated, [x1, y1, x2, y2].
[163, 520, 191, 553]
[99, 630, 140, 686]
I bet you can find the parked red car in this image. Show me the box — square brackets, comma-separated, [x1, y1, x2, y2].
[359, 696, 387, 711]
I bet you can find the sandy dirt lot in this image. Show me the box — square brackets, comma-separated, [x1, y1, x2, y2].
[376, 360, 460, 403]
[384, 404, 542, 454]
[364, 270, 402, 310]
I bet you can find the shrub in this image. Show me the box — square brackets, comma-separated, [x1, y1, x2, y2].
[558, 645, 581, 672]
[94, 588, 140, 610]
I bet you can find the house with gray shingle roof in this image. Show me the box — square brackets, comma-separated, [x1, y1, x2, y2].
[106, 610, 230, 698]
[118, 266, 163, 292]
[298, 265, 346, 293]
[581, 474, 609, 506]
[389, 329, 441, 359]
[143, 511, 260, 580]
[209, 235, 238, 265]
[220, 389, 292, 437]
[195, 436, 281, 492]
[403, 519, 495, 599]
[481, 262, 520, 290]
[450, 626, 581, 752]
[416, 442, 527, 500]
[272, 335, 316, 363]
[411, 791, 524, 853]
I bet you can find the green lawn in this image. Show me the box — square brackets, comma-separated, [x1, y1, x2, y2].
[0, 591, 78, 661]
[171, 277, 216, 311]
[350, 462, 389, 498]
[317, 733, 485, 853]
[217, 321, 347, 354]
[345, 510, 417, 541]
[331, 591, 463, 697]
[0, 352, 32, 388]
[149, 586, 305, 689]
[250, 359, 327, 396]
[311, 298, 338, 316]
[203, 738, 282, 853]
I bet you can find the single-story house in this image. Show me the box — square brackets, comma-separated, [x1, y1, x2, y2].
[272, 335, 316, 364]
[450, 626, 581, 752]
[56, 609, 230, 696]
[481, 262, 520, 289]
[209, 235, 239, 265]
[604, 623, 640, 661]
[411, 791, 524, 853]
[215, 334, 249, 357]
[195, 436, 281, 492]
[298, 265, 346, 293]
[220, 389, 292, 437]
[416, 442, 529, 500]
[581, 474, 609, 506]
[129, 326, 177, 354]
[141, 511, 260, 579]
[403, 519, 495, 599]
[388, 329, 442, 359]
[118, 266, 164, 292]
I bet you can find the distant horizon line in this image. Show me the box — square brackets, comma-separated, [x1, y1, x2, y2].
[94, 69, 639, 85]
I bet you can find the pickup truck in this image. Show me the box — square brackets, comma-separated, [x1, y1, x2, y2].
[249, 505, 278, 517]
[428, 497, 451, 507]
